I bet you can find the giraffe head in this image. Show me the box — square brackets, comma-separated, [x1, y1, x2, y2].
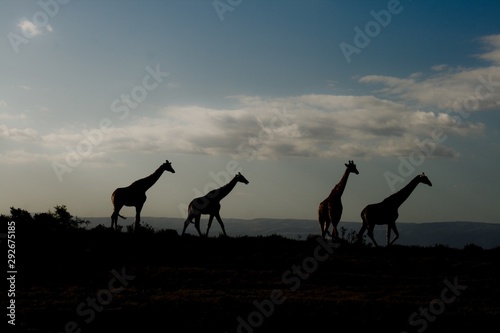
[235, 172, 249, 184]
[162, 160, 175, 173]
[419, 172, 432, 186]
[345, 160, 359, 175]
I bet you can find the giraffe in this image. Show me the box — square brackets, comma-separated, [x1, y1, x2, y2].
[111, 160, 175, 230]
[318, 160, 359, 240]
[357, 173, 432, 247]
[181, 172, 249, 237]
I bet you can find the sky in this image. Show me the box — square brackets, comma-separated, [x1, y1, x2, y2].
[1, 0, 499, 226]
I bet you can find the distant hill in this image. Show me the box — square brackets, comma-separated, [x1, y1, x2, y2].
[85, 217, 500, 249]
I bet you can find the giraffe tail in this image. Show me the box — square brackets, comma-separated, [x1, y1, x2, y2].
[118, 214, 127, 219]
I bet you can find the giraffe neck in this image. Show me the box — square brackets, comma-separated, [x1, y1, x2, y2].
[210, 176, 239, 202]
[384, 175, 421, 208]
[135, 165, 165, 192]
[329, 169, 351, 199]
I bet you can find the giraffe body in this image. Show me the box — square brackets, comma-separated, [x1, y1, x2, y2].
[318, 161, 359, 240]
[111, 160, 175, 230]
[358, 173, 432, 247]
[182, 172, 249, 237]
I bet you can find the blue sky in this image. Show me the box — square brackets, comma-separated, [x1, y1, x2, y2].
[1, 0, 499, 228]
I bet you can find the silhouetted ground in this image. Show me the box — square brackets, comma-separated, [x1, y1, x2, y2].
[11, 227, 500, 333]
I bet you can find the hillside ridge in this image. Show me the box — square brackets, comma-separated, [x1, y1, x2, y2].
[85, 217, 500, 249]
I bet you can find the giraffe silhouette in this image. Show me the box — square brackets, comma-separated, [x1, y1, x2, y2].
[357, 173, 432, 247]
[318, 160, 359, 240]
[181, 172, 249, 237]
[111, 160, 175, 230]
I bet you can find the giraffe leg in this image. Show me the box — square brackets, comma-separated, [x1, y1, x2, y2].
[357, 225, 366, 243]
[388, 223, 399, 246]
[357, 209, 367, 243]
[318, 204, 329, 239]
[386, 225, 391, 247]
[111, 213, 116, 230]
[367, 225, 379, 247]
[323, 208, 332, 239]
[206, 215, 215, 237]
[318, 218, 326, 239]
[194, 216, 202, 237]
[111, 204, 123, 230]
[182, 215, 192, 235]
[135, 203, 143, 231]
[214, 214, 227, 237]
[319, 217, 330, 239]
[331, 222, 339, 241]
[324, 220, 331, 240]
[328, 205, 342, 241]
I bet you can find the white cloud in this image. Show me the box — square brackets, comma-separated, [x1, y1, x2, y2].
[17, 18, 53, 37]
[359, 34, 500, 112]
[32, 94, 482, 163]
[359, 66, 500, 112]
[0, 150, 50, 164]
[0, 112, 28, 120]
[0, 126, 39, 142]
[478, 35, 500, 65]
[0, 91, 485, 166]
[18, 19, 42, 37]
[431, 64, 448, 72]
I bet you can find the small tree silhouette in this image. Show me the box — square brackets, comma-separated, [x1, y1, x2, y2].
[340, 226, 360, 245]
[10, 207, 34, 224]
[6, 205, 89, 232]
[52, 205, 89, 230]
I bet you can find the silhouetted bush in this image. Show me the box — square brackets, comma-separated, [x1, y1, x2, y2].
[463, 243, 483, 252]
[4, 205, 89, 233]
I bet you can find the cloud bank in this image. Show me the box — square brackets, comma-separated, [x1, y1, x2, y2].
[1, 34, 499, 166]
[0, 93, 485, 166]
